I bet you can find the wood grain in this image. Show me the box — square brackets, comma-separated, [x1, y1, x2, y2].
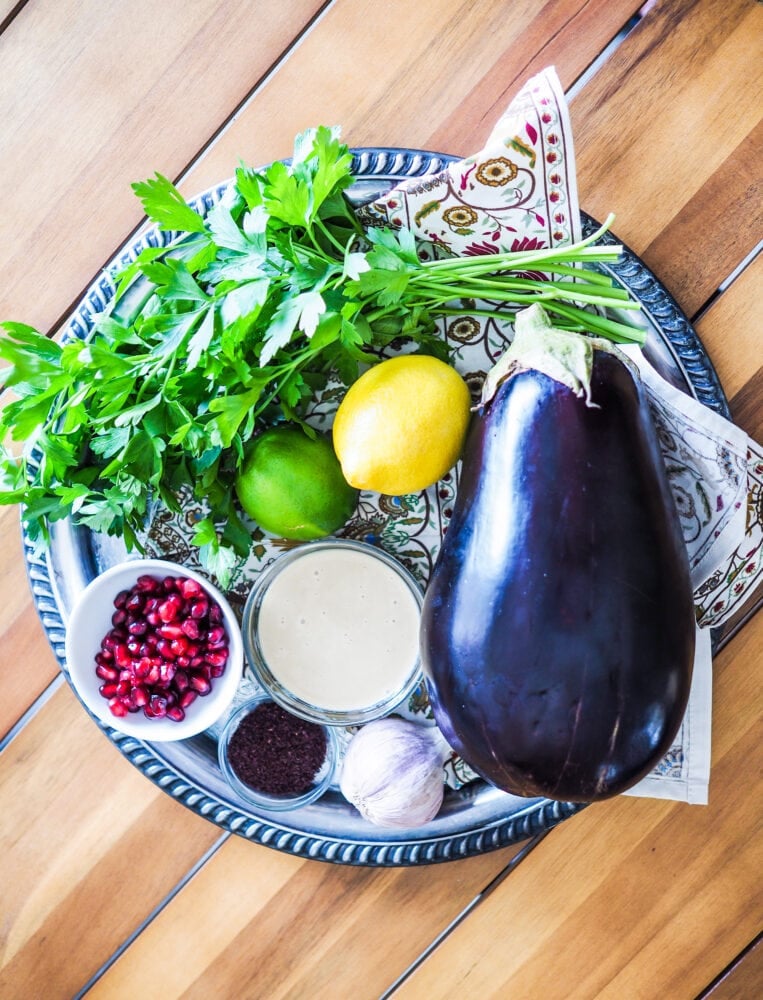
[396, 611, 763, 999]
[0, 510, 59, 740]
[700, 934, 763, 1000]
[572, 0, 763, 311]
[89, 832, 531, 999]
[695, 253, 763, 442]
[0, 684, 221, 999]
[180, 0, 643, 196]
[0, 0, 326, 334]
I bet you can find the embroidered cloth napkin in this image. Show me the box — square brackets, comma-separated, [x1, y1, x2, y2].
[357, 66, 762, 805]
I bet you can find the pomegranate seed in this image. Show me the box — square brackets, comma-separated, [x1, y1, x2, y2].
[189, 598, 209, 620]
[159, 662, 176, 685]
[149, 695, 168, 718]
[209, 604, 222, 625]
[157, 623, 184, 640]
[189, 655, 205, 668]
[126, 592, 144, 613]
[166, 706, 185, 722]
[111, 609, 127, 626]
[144, 633, 159, 650]
[132, 686, 149, 708]
[95, 663, 119, 682]
[181, 617, 200, 640]
[179, 689, 198, 709]
[113, 589, 130, 609]
[175, 655, 190, 669]
[99, 682, 118, 698]
[205, 625, 226, 646]
[116, 679, 131, 697]
[146, 611, 161, 626]
[173, 669, 189, 693]
[114, 644, 131, 668]
[108, 697, 128, 717]
[210, 663, 226, 678]
[205, 650, 228, 668]
[127, 618, 148, 636]
[137, 575, 160, 592]
[161, 576, 178, 592]
[95, 650, 114, 666]
[146, 664, 161, 686]
[179, 578, 202, 598]
[127, 638, 142, 656]
[169, 637, 189, 657]
[155, 638, 175, 661]
[189, 673, 211, 695]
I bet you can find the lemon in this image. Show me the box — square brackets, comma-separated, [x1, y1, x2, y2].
[235, 426, 358, 540]
[332, 354, 471, 495]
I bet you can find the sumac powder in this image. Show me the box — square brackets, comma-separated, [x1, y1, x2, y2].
[227, 701, 328, 796]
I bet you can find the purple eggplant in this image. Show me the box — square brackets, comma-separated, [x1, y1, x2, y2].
[420, 306, 695, 802]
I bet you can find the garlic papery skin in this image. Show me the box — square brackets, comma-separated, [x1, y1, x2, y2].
[339, 717, 451, 828]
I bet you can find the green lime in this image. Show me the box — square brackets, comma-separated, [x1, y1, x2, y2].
[235, 425, 358, 540]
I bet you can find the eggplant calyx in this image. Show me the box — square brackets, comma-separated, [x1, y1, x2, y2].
[480, 303, 628, 408]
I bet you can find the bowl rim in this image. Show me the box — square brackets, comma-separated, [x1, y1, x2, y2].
[63, 557, 244, 741]
[242, 538, 424, 727]
[217, 693, 339, 811]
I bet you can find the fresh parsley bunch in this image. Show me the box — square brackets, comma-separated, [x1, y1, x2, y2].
[0, 126, 643, 584]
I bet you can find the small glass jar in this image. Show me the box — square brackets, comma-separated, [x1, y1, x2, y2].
[218, 694, 338, 811]
[242, 539, 424, 726]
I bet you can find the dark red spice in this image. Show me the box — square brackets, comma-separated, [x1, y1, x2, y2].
[227, 701, 328, 796]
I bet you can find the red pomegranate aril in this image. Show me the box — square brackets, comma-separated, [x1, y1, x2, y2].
[127, 619, 148, 636]
[111, 609, 127, 627]
[116, 680, 131, 698]
[126, 592, 144, 613]
[189, 598, 209, 620]
[210, 663, 226, 678]
[173, 669, 190, 692]
[95, 650, 114, 666]
[169, 637, 189, 658]
[99, 682, 118, 698]
[155, 638, 176, 661]
[136, 575, 160, 592]
[159, 662, 176, 686]
[132, 685, 149, 708]
[180, 617, 200, 640]
[146, 664, 162, 686]
[159, 596, 184, 623]
[127, 638, 142, 656]
[113, 589, 130, 609]
[114, 643, 131, 668]
[149, 694, 168, 718]
[95, 663, 119, 682]
[108, 697, 128, 717]
[205, 625, 226, 646]
[166, 706, 185, 722]
[189, 673, 211, 695]
[175, 655, 190, 669]
[179, 689, 198, 709]
[205, 650, 229, 668]
[209, 604, 223, 624]
[157, 623, 184, 640]
[162, 576, 178, 592]
[179, 578, 202, 598]
[146, 611, 161, 626]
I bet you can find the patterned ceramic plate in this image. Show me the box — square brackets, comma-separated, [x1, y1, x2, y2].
[25, 149, 728, 866]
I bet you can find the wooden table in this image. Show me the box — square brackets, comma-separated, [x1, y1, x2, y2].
[1, 1, 761, 996]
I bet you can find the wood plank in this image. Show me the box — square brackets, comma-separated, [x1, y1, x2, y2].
[693, 253, 763, 441]
[0, 510, 60, 740]
[572, 0, 763, 312]
[699, 934, 763, 1000]
[181, 0, 643, 196]
[395, 612, 763, 999]
[88, 832, 531, 999]
[0, 684, 222, 998]
[0, 0, 326, 335]
[426, 0, 643, 154]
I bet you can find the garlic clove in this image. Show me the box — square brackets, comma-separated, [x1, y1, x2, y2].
[339, 717, 451, 828]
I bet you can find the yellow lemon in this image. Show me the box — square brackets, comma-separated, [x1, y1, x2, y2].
[235, 426, 358, 539]
[332, 354, 471, 495]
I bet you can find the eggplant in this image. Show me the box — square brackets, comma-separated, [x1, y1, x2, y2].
[420, 305, 695, 802]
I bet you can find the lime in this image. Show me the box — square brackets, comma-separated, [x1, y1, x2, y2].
[332, 354, 471, 495]
[235, 426, 358, 540]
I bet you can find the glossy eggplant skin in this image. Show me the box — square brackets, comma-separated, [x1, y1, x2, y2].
[420, 351, 695, 802]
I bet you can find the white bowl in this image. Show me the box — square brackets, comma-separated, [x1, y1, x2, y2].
[64, 558, 243, 741]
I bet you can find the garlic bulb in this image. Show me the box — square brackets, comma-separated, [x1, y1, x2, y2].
[339, 717, 451, 828]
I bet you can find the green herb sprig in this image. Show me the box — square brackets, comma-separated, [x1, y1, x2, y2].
[0, 126, 644, 584]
